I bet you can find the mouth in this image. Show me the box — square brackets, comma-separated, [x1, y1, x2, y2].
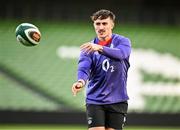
[98, 30, 105, 35]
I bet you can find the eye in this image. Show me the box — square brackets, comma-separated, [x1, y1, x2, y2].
[95, 22, 100, 26]
[102, 22, 108, 26]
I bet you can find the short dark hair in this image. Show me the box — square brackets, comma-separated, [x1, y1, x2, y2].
[91, 9, 115, 22]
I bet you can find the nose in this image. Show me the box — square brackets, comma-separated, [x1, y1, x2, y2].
[99, 24, 104, 29]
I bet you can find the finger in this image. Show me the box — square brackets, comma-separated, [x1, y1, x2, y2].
[80, 44, 87, 50]
[73, 91, 77, 96]
[80, 43, 91, 50]
[72, 84, 77, 96]
[83, 46, 92, 53]
[86, 48, 94, 54]
[80, 42, 89, 47]
[82, 43, 98, 52]
[72, 83, 82, 96]
[81, 48, 92, 54]
[81, 44, 94, 53]
[73, 88, 77, 96]
[81, 46, 90, 52]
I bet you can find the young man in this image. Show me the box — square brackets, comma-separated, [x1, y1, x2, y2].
[72, 9, 131, 130]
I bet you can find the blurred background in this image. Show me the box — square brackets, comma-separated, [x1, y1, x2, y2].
[0, 0, 180, 129]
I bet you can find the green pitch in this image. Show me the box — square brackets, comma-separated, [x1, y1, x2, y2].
[0, 125, 180, 130]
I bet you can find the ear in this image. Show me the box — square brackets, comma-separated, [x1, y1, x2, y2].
[111, 22, 115, 29]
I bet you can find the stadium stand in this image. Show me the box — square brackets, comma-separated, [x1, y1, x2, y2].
[0, 20, 180, 113]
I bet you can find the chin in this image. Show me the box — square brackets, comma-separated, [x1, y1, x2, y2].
[98, 36, 105, 40]
[100, 35, 108, 40]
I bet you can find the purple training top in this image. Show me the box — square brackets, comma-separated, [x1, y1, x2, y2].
[77, 33, 131, 104]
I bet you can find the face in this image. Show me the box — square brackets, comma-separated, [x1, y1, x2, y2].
[93, 17, 114, 41]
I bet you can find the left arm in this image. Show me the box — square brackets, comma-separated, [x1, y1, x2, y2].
[102, 38, 131, 60]
[80, 38, 131, 60]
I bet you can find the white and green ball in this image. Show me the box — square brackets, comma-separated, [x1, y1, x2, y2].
[15, 23, 41, 46]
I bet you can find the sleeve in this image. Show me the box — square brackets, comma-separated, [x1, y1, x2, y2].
[101, 37, 131, 60]
[77, 52, 92, 82]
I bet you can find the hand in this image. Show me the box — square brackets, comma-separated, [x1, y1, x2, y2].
[71, 81, 83, 96]
[80, 42, 103, 54]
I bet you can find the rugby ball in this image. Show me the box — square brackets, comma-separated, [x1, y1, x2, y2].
[15, 23, 41, 46]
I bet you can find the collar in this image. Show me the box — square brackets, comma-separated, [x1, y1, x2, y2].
[98, 37, 112, 46]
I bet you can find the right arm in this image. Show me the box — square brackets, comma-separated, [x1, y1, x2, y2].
[72, 52, 92, 96]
